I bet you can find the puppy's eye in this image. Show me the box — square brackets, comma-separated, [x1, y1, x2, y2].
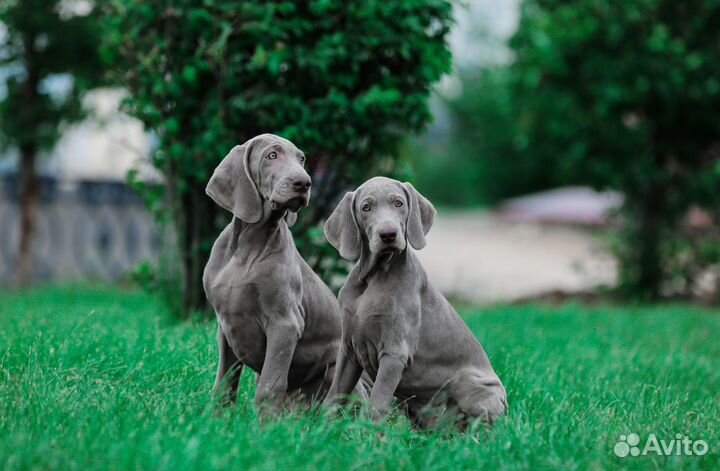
[394, 200, 404, 208]
[267, 151, 278, 160]
[299, 155, 306, 164]
[361, 203, 371, 212]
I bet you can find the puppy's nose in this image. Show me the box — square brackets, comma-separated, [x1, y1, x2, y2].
[292, 176, 311, 193]
[379, 230, 397, 244]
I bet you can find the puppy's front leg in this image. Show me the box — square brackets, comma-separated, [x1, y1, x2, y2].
[369, 355, 405, 422]
[255, 319, 300, 417]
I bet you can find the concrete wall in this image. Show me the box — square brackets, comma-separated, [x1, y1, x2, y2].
[0, 177, 159, 285]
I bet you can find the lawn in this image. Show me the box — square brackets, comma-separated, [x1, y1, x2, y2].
[1, 286, 718, 470]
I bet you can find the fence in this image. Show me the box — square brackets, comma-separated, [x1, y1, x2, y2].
[0, 176, 159, 285]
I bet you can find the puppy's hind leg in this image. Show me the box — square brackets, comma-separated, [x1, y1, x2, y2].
[451, 370, 507, 426]
[213, 326, 243, 406]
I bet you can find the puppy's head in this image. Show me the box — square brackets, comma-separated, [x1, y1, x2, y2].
[206, 134, 310, 225]
[324, 177, 436, 260]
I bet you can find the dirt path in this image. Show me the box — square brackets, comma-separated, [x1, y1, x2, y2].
[415, 210, 617, 304]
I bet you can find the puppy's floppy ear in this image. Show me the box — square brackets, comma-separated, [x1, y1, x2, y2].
[403, 182, 436, 250]
[206, 141, 262, 223]
[324, 192, 361, 260]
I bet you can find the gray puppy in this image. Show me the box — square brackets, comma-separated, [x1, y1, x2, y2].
[203, 134, 343, 414]
[323, 176, 507, 428]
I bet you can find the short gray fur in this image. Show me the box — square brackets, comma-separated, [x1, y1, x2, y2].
[203, 134, 346, 415]
[324, 176, 507, 428]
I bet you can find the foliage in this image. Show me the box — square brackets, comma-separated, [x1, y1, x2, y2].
[0, 0, 102, 153]
[1, 285, 719, 469]
[416, 68, 570, 207]
[102, 0, 454, 313]
[130, 257, 184, 316]
[439, 0, 720, 299]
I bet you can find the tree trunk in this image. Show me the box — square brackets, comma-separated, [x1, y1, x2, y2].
[627, 187, 665, 300]
[17, 145, 38, 287]
[175, 182, 219, 315]
[16, 30, 40, 288]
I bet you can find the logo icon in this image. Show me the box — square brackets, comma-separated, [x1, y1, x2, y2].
[614, 433, 641, 457]
[614, 432, 709, 458]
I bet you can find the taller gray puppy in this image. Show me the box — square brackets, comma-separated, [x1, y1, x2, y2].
[324, 176, 507, 428]
[203, 134, 342, 415]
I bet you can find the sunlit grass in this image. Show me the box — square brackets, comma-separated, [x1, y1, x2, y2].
[1, 286, 718, 470]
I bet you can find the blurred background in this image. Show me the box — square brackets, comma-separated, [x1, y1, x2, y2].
[2, 0, 719, 314]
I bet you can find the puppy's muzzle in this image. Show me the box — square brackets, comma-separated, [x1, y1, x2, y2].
[379, 230, 397, 244]
[291, 174, 311, 194]
[271, 173, 311, 211]
[373, 224, 404, 254]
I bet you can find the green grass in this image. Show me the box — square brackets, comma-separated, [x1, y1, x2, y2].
[1, 286, 718, 470]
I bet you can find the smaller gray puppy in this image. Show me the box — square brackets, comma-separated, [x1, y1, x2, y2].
[324, 177, 507, 428]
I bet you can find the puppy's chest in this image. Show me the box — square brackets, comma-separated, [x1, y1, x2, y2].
[213, 262, 304, 370]
[211, 255, 303, 321]
[355, 294, 406, 331]
[343, 287, 420, 369]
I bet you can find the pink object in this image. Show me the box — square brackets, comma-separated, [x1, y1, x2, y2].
[496, 186, 623, 226]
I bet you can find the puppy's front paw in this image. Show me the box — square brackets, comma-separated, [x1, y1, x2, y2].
[256, 398, 285, 421]
[369, 404, 389, 424]
[255, 389, 290, 420]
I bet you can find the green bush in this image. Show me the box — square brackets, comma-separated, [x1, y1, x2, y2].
[103, 0, 453, 313]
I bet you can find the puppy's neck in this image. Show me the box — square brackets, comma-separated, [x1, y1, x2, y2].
[230, 201, 291, 252]
[357, 247, 409, 283]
